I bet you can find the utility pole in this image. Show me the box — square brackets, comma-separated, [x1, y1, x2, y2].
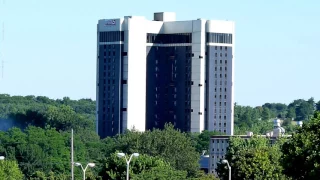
[71, 129, 74, 180]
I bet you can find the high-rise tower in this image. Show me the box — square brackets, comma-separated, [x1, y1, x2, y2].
[96, 12, 235, 138]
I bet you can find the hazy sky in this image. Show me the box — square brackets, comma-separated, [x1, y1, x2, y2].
[0, 0, 319, 106]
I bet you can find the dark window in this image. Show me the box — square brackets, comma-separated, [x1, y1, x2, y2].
[121, 31, 124, 41]
[146, 33, 192, 44]
[206, 33, 233, 44]
[122, 80, 127, 84]
[99, 31, 124, 42]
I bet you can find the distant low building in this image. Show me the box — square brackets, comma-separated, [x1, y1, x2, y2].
[208, 119, 292, 175]
[199, 153, 210, 173]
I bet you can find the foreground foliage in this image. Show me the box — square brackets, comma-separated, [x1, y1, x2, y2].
[281, 112, 320, 179]
[0, 160, 23, 179]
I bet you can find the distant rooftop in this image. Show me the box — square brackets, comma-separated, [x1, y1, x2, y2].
[153, 12, 176, 22]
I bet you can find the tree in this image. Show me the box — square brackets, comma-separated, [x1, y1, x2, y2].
[0, 126, 79, 178]
[286, 107, 296, 119]
[0, 160, 24, 179]
[133, 166, 187, 180]
[105, 124, 200, 177]
[287, 98, 315, 121]
[100, 152, 187, 180]
[316, 101, 320, 111]
[281, 112, 320, 179]
[216, 136, 286, 179]
[295, 101, 313, 121]
[261, 107, 271, 120]
[262, 103, 287, 118]
[189, 130, 221, 154]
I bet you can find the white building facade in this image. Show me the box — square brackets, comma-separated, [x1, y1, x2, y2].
[96, 12, 235, 138]
[209, 119, 292, 175]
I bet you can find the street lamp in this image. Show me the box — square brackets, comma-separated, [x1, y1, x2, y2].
[117, 153, 139, 180]
[0, 156, 5, 160]
[222, 159, 231, 180]
[74, 162, 95, 180]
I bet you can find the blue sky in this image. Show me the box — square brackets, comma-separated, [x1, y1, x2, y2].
[0, 0, 319, 106]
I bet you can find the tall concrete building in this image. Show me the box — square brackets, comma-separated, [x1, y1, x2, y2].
[96, 12, 235, 138]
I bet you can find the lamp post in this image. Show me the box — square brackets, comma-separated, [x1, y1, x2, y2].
[222, 159, 231, 180]
[74, 162, 95, 180]
[117, 153, 139, 180]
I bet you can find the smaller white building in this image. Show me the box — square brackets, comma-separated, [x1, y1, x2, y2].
[208, 119, 292, 175]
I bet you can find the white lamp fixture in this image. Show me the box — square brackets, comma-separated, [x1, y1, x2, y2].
[74, 162, 95, 180]
[117, 153, 139, 180]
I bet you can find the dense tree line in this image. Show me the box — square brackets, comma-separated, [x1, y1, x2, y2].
[234, 97, 317, 135]
[0, 94, 319, 179]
